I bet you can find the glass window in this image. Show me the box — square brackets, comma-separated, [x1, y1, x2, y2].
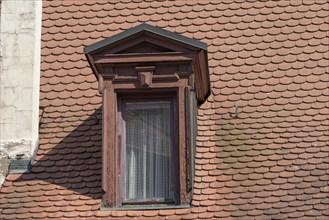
[123, 100, 176, 204]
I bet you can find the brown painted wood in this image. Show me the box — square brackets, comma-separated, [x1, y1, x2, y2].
[144, 36, 191, 53]
[100, 66, 195, 207]
[102, 81, 109, 206]
[113, 74, 180, 83]
[94, 52, 192, 64]
[104, 80, 118, 206]
[197, 51, 210, 102]
[185, 86, 192, 195]
[86, 54, 98, 76]
[102, 72, 193, 207]
[112, 82, 181, 90]
[102, 73, 194, 207]
[104, 37, 146, 54]
[178, 81, 188, 204]
[144, 31, 201, 52]
[191, 56, 202, 102]
[86, 27, 210, 103]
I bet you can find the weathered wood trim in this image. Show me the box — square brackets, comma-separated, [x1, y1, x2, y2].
[143, 36, 191, 53]
[96, 51, 190, 58]
[117, 97, 126, 205]
[185, 87, 192, 195]
[115, 88, 178, 95]
[103, 80, 118, 206]
[102, 81, 109, 205]
[94, 52, 193, 64]
[86, 53, 99, 78]
[103, 35, 192, 55]
[153, 73, 180, 81]
[101, 65, 115, 80]
[144, 31, 203, 51]
[104, 37, 145, 54]
[191, 54, 202, 102]
[197, 50, 210, 102]
[85, 24, 210, 103]
[112, 82, 181, 90]
[112, 75, 137, 83]
[98, 75, 104, 94]
[102, 78, 194, 207]
[113, 73, 180, 83]
[178, 81, 188, 204]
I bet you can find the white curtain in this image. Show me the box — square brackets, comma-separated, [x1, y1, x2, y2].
[125, 101, 172, 201]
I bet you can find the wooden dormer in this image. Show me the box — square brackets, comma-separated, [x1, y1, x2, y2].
[84, 24, 210, 207]
[84, 23, 210, 103]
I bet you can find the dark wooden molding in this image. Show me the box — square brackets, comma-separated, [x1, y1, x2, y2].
[102, 80, 118, 206]
[185, 86, 192, 194]
[178, 81, 188, 204]
[97, 75, 104, 94]
[85, 24, 210, 103]
[113, 73, 180, 84]
[93, 52, 193, 64]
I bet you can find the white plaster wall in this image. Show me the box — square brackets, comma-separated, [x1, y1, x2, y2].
[0, 0, 42, 186]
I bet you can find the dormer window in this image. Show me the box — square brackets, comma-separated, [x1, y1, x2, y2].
[84, 24, 210, 208]
[119, 95, 178, 205]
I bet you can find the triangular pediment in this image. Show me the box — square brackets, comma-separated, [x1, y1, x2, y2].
[84, 24, 211, 103]
[98, 35, 180, 55]
[84, 23, 207, 56]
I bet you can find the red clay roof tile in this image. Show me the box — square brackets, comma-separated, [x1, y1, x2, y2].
[1, 0, 329, 219]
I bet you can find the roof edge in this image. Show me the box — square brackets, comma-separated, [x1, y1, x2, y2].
[84, 23, 207, 54]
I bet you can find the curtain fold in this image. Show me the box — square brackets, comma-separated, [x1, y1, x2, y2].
[125, 101, 172, 201]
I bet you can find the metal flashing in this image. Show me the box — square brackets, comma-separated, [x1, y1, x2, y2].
[84, 23, 207, 54]
[8, 159, 31, 174]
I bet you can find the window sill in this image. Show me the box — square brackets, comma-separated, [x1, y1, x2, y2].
[100, 203, 190, 211]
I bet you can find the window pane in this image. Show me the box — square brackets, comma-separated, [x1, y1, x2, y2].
[125, 101, 173, 201]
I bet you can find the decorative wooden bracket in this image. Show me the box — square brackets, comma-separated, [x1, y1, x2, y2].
[136, 66, 155, 87]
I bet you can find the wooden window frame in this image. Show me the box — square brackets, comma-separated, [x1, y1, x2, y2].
[102, 84, 193, 208]
[117, 93, 179, 206]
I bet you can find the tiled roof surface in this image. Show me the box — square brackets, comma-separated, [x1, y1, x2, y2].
[1, 0, 329, 219]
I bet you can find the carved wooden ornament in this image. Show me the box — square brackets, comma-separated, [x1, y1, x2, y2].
[136, 66, 154, 87]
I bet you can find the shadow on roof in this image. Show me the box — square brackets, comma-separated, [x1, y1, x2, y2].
[9, 107, 103, 200]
